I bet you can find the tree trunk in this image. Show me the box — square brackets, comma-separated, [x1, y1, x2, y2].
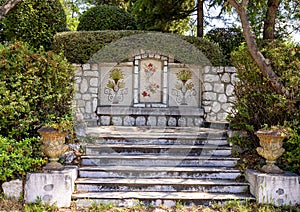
[0, 0, 22, 21]
[263, 0, 280, 40]
[227, 0, 290, 98]
[197, 0, 204, 37]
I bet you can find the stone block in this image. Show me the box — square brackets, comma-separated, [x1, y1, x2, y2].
[2, 179, 22, 199]
[24, 166, 78, 208]
[204, 74, 219, 82]
[246, 169, 300, 206]
[213, 83, 225, 93]
[203, 83, 213, 91]
[203, 92, 217, 101]
[83, 71, 98, 77]
[221, 73, 231, 83]
[90, 78, 99, 87]
[80, 79, 88, 93]
[82, 64, 90, 70]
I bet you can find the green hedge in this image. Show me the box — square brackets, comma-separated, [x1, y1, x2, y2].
[52, 30, 225, 65]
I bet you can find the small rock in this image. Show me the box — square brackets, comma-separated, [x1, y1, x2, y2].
[2, 179, 22, 199]
[63, 151, 77, 164]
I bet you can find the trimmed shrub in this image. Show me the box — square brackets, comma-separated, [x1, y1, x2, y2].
[77, 5, 137, 31]
[229, 41, 300, 174]
[0, 136, 45, 182]
[52, 31, 225, 65]
[0, 42, 74, 140]
[0, 0, 67, 50]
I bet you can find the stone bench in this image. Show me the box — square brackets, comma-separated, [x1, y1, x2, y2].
[96, 106, 204, 127]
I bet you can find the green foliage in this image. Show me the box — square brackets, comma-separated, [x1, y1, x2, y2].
[0, 42, 75, 140]
[229, 40, 300, 174]
[182, 35, 225, 66]
[77, 5, 137, 31]
[0, 136, 45, 183]
[53, 31, 225, 65]
[0, 0, 67, 50]
[206, 27, 245, 65]
[131, 0, 194, 34]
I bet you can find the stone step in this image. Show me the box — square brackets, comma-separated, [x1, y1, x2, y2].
[72, 191, 255, 208]
[79, 166, 241, 179]
[81, 155, 238, 167]
[85, 144, 232, 156]
[85, 126, 228, 140]
[75, 178, 248, 193]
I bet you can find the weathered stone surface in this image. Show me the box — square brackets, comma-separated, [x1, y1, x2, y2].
[226, 84, 234, 96]
[221, 73, 231, 83]
[82, 64, 90, 71]
[82, 94, 91, 101]
[83, 71, 98, 77]
[204, 74, 219, 82]
[203, 92, 217, 101]
[214, 84, 225, 93]
[90, 78, 98, 87]
[218, 94, 227, 103]
[80, 79, 88, 93]
[203, 83, 213, 91]
[112, 116, 123, 126]
[2, 179, 22, 199]
[24, 167, 78, 208]
[246, 169, 300, 206]
[212, 102, 221, 113]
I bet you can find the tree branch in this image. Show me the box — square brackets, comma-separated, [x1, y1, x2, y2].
[0, 0, 22, 21]
[226, 0, 290, 98]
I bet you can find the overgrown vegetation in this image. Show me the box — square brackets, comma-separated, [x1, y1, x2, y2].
[0, 42, 74, 183]
[229, 40, 300, 174]
[53, 30, 225, 65]
[0, 0, 67, 50]
[77, 5, 137, 31]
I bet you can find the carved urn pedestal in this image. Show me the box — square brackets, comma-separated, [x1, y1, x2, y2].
[38, 127, 69, 171]
[255, 130, 286, 174]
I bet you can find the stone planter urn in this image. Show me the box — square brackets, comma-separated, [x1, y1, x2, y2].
[38, 127, 69, 171]
[255, 129, 287, 174]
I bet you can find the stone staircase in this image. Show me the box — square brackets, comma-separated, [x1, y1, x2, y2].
[72, 125, 254, 207]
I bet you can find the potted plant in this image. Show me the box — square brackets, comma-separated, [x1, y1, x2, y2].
[255, 125, 289, 173]
[38, 115, 73, 171]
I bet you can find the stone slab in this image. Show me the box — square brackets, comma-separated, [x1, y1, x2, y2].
[2, 179, 22, 199]
[24, 166, 78, 208]
[246, 169, 300, 206]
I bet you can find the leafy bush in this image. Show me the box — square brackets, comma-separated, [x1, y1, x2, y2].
[53, 31, 225, 65]
[229, 41, 300, 174]
[206, 28, 244, 65]
[0, 136, 45, 182]
[0, 42, 75, 140]
[77, 5, 137, 31]
[0, 0, 67, 50]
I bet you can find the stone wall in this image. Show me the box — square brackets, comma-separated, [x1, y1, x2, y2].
[74, 63, 237, 126]
[202, 66, 237, 122]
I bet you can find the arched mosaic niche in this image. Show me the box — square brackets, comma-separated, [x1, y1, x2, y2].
[91, 32, 212, 126]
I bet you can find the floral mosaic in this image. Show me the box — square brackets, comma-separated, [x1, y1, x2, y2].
[104, 68, 128, 104]
[172, 69, 196, 105]
[141, 63, 160, 97]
